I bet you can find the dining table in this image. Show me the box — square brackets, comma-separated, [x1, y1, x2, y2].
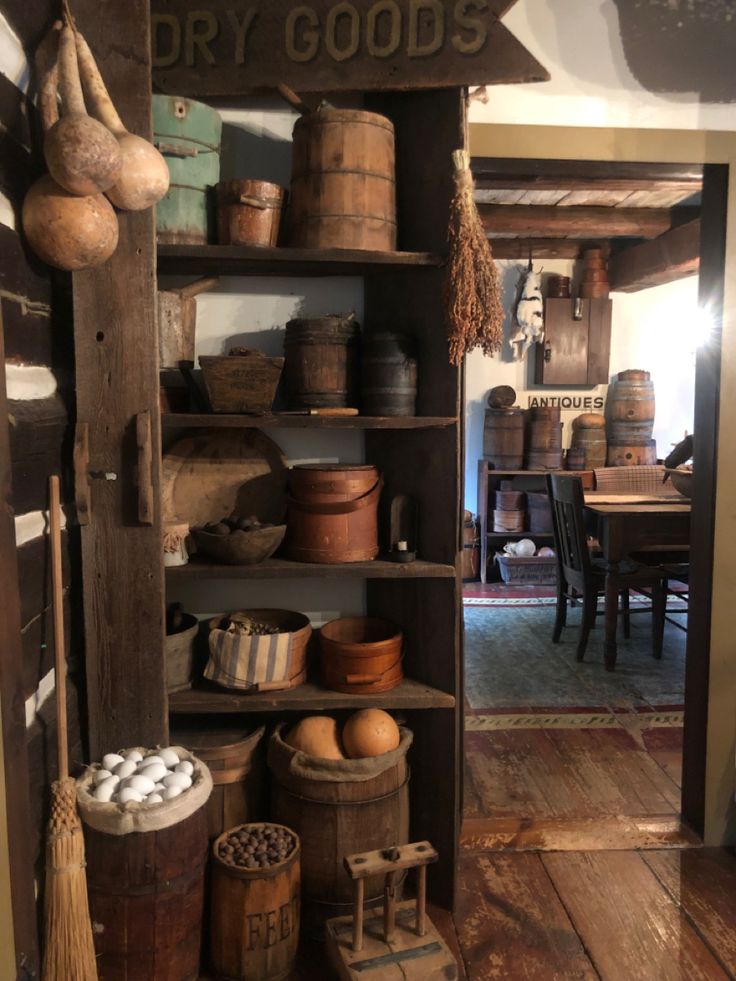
[583, 492, 691, 665]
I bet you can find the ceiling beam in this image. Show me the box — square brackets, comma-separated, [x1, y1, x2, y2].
[473, 157, 704, 185]
[480, 204, 682, 239]
[475, 176, 699, 194]
[488, 239, 607, 260]
[608, 219, 700, 292]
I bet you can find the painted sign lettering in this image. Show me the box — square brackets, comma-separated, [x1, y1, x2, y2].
[151, 1, 548, 96]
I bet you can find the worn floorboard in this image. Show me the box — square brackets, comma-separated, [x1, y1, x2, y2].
[542, 851, 729, 981]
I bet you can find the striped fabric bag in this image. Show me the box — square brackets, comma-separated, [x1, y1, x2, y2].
[205, 624, 302, 690]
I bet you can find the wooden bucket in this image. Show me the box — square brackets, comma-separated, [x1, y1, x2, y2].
[571, 427, 607, 470]
[289, 109, 396, 251]
[483, 408, 524, 469]
[607, 438, 658, 467]
[361, 332, 418, 416]
[462, 511, 480, 581]
[210, 823, 300, 981]
[199, 353, 284, 414]
[319, 617, 403, 694]
[153, 96, 221, 245]
[170, 726, 266, 840]
[284, 316, 361, 409]
[565, 447, 587, 470]
[268, 726, 411, 920]
[165, 613, 199, 693]
[493, 509, 524, 533]
[525, 414, 563, 470]
[287, 465, 381, 563]
[216, 180, 285, 247]
[526, 492, 553, 533]
[607, 370, 656, 440]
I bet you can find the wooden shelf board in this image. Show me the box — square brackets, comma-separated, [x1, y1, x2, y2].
[481, 467, 564, 476]
[162, 414, 457, 430]
[487, 532, 554, 539]
[168, 678, 455, 714]
[157, 244, 443, 277]
[166, 557, 456, 580]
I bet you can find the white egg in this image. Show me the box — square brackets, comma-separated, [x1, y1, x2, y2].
[138, 763, 168, 784]
[93, 769, 113, 785]
[143, 755, 165, 767]
[124, 750, 143, 763]
[93, 777, 118, 802]
[162, 786, 182, 800]
[102, 753, 125, 771]
[145, 793, 163, 804]
[154, 783, 165, 792]
[163, 772, 191, 791]
[113, 760, 138, 779]
[125, 775, 155, 795]
[117, 788, 144, 804]
[158, 748, 180, 768]
[175, 761, 194, 777]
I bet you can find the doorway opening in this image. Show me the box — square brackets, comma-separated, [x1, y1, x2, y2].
[461, 150, 726, 852]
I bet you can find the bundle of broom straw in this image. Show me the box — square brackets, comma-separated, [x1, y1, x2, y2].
[42, 475, 98, 981]
[444, 149, 504, 365]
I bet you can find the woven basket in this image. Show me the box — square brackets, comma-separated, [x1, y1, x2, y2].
[495, 554, 557, 585]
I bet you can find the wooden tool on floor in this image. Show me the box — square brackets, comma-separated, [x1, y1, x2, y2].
[326, 841, 458, 980]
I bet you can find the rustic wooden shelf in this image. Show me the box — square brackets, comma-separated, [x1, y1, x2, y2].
[487, 531, 554, 539]
[157, 244, 443, 277]
[168, 678, 456, 714]
[166, 557, 456, 580]
[162, 414, 457, 430]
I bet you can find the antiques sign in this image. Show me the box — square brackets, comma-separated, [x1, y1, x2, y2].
[151, 0, 548, 95]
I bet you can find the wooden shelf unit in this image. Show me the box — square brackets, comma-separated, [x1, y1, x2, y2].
[162, 414, 457, 431]
[169, 678, 455, 714]
[157, 244, 443, 277]
[158, 90, 465, 910]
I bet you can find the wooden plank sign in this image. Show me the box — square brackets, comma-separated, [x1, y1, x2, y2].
[151, 0, 549, 96]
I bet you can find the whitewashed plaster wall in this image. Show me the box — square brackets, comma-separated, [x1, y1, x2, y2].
[160, 102, 367, 621]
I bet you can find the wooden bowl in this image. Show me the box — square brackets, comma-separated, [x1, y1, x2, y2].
[665, 468, 693, 498]
[192, 524, 286, 564]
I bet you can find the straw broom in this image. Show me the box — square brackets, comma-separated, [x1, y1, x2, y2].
[42, 475, 98, 981]
[444, 148, 504, 365]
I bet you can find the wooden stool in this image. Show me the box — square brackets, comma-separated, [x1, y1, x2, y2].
[325, 841, 458, 980]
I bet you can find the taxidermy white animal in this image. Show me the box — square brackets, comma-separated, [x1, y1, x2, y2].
[511, 265, 544, 362]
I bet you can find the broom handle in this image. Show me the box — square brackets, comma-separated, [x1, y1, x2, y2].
[49, 475, 69, 781]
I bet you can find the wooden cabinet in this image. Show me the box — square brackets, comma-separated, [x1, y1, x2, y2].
[535, 297, 612, 385]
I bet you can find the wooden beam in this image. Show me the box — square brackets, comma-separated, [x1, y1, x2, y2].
[481, 204, 679, 239]
[476, 176, 699, 195]
[473, 157, 704, 186]
[609, 220, 700, 292]
[73, 0, 168, 758]
[489, 239, 607, 260]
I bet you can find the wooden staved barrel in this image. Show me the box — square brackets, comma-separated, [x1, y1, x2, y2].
[289, 109, 396, 251]
[170, 726, 266, 840]
[484, 408, 524, 469]
[571, 412, 607, 470]
[210, 823, 300, 981]
[284, 315, 360, 409]
[607, 438, 657, 467]
[462, 511, 480, 581]
[361, 332, 418, 416]
[268, 726, 410, 922]
[607, 369, 656, 440]
[287, 464, 381, 563]
[527, 491, 553, 533]
[525, 408, 563, 470]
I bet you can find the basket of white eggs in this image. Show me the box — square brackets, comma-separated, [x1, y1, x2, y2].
[76, 745, 213, 835]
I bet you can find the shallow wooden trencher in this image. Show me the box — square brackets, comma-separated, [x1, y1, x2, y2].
[326, 841, 457, 980]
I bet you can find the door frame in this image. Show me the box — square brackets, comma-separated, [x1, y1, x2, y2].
[469, 123, 736, 846]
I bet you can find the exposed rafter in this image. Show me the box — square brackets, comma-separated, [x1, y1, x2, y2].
[480, 204, 694, 240]
[609, 220, 700, 293]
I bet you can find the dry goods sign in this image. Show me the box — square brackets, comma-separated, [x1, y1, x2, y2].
[151, 0, 548, 95]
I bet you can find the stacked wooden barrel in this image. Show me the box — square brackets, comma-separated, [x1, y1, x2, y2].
[493, 483, 525, 533]
[484, 407, 524, 469]
[525, 406, 563, 470]
[571, 412, 607, 470]
[606, 369, 657, 466]
[284, 316, 360, 409]
[361, 332, 418, 416]
[580, 247, 609, 299]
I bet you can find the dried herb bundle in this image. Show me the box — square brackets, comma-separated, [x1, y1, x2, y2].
[444, 149, 504, 365]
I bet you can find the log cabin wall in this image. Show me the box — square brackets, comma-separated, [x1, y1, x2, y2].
[0, 10, 84, 977]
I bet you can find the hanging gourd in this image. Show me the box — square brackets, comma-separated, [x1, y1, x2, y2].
[443, 149, 504, 365]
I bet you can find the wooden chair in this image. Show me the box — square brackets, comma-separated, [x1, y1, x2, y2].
[546, 474, 667, 670]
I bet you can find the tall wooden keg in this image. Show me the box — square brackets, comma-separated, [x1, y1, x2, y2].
[607, 438, 657, 467]
[607, 369, 656, 440]
[289, 109, 396, 251]
[571, 412, 607, 470]
[484, 408, 524, 469]
[361, 332, 417, 416]
[525, 407, 563, 470]
[284, 315, 360, 409]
